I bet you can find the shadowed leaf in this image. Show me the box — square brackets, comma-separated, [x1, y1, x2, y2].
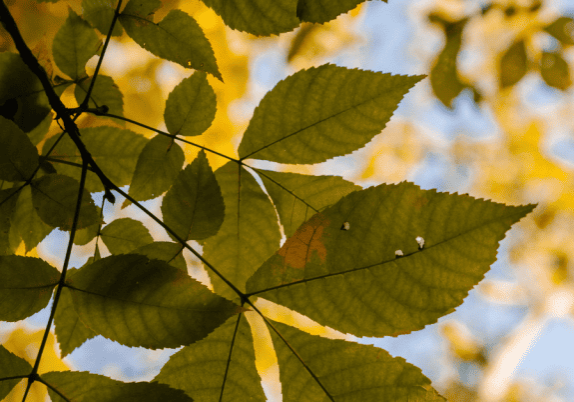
[12, 186, 54, 252]
[247, 182, 535, 337]
[238, 64, 424, 164]
[0, 188, 19, 255]
[0, 255, 59, 321]
[100, 217, 154, 254]
[0, 344, 33, 400]
[131, 242, 186, 272]
[0, 116, 39, 182]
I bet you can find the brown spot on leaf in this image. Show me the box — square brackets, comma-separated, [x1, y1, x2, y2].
[278, 213, 329, 270]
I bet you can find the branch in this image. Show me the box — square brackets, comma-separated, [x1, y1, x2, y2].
[0, 1, 116, 203]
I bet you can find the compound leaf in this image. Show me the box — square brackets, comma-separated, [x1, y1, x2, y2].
[0, 255, 59, 322]
[164, 72, 216, 137]
[161, 150, 224, 242]
[66, 254, 241, 349]
[52, 7, 101, 81]
[256, 169, 360, 237]
[0, 344, 33, 400]
[42, 371, 194, 402]
[202, 162, 281, 301]
[238, 64, 424, 164]
[247, 182, 535, 337]
[100, 217, 154, 254]
[154, 314, 265, 401]
[0, 116, 39, 182]
[268, 320, 445, 401]
[200, 0, 299, 36]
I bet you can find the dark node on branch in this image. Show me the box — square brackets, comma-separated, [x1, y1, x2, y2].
[95, 105, 109, 115]
[104, 189, 116, 204]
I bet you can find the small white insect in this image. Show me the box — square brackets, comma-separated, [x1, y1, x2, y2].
[416, 236, 425, 250]
[395, 250, 404, 257]
[341, 222, 350, 231]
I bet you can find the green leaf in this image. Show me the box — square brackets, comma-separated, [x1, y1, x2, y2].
[154, 314, 266, 401]
[54, 285, 97, 358]
[66, 254, 241, 349]
[543, 16, 574, 46]
[540, 51, 571, 91]
[31, 174, 100, 231]
[0, 116, 39, 182]
[202, 162, 281, 300]
[0, 255, 60, 321]
[200, 0, 299, 36]
[268, 320, 445, 401]
[238, 64, 424, 164]
[0, 344, 33, 400]
[12, 185, 54, 252]
[130, 242, 186, 272]
[0, 188, 19, 255]
[119, 5, 222, 80]
[27, 111, 54, 146]
[100, 217, 154, 254]
[43, 126, 148, 192]
[256, 169, 360, 238]
[430, 18, 468, 107]
[74, 220, 100, 246]
[164, 72, 216, 137]
[0, 52, 51, 132]
[82, 0, 123, 37]
[52, 7, 101, 81]
[161, 151, 224, 242]
[247, 182, 536, 337]
[75, 75, 124, 121]
[125, 134, 184, 205]
[42, 371, 194, 402]
[499, 39, 528, 89]
[296, 0, 368, 24]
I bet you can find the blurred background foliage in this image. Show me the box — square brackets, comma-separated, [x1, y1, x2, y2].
[2, 0, 574, 401]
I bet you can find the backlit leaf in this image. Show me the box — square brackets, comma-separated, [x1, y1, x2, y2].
[0, 255, 59, 321]
[119, 4, 222, 80]
[0, 116, 39, 182]
[0, 188, 19, 256]
[66, 254, 241, 349]
[75, 75, 124, 121]
[256, 169, 360, 237]
[0, 344, 33, 400]
[162, 150, 224, 242]
[296, 0, 368, 24]
[42, 371, 194, 402]
[31, 174, 100, 231]
[154, 314, 266, 401]
[543, 16, 574, 46]
[238, 64, 424, 164]
[247, 182, 535, 337]
[202, 162, 281, 301]
[74, 220, 100, 246]
[52, 8, 101, 81]
[100, 217, 154, 254]
[125, 134, 185, 206]
[82, 0, 123, 37]
[200, 0, 299, 36]
[131, 242, 186, 272]
[268, 320, 445, 401]
[12, 185, 54, 252]
[164, 72, 216, 137]
[540, 52, 571, 91]
[499, 39, 528, 88]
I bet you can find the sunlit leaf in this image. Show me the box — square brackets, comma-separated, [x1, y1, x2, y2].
[131, 242, 186, 272]
[125, 134, 185, 206]
[154, 314, 266, 401]
[66, 254, 241, 349]
[100, 217, 154, 254]
[247, 182, 535, 337]
[52, 8, 101, 81]
[82, 0, 123, 37]
[544, 16, 574, 46]
[0, 255, 59, 321]
[31, 174, 100, 231]
[42, 371, 194, 402]
[0, 344, 32, 400]
[164, 72, 216, 137]
[119, 1, 222, 80]
[540, 51, 571, 91]
[0, 188, 19, 256]
[0, 116, 39, 182]
[499, 39, 528, 88]
[54, 285, 97, 358]
[296, 0, 367, 24]
[200, 0, 299, 36]
[12, 185, 54, 252]
[238, 64, 424, 164]
[43, 126, 148, 192]
[268, 320, 446, 401]
[162, 150, 224, 242]
[75, 75, 124, 120]
[256, 169, 360, 237]
[202, 162, 281, 301]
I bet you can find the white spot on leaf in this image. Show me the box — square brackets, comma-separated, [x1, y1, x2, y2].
[341, 222, 350, 231]
[416, 236, 425, 250]
[395, 250, 403, 257]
